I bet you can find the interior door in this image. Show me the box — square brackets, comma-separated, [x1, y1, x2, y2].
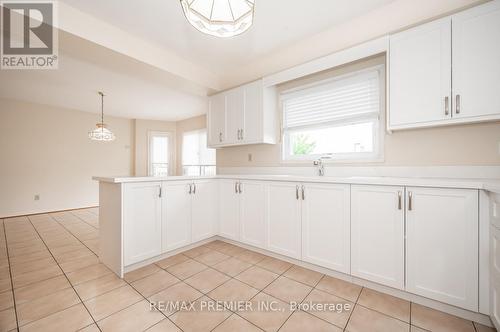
[351, 185, 405, 289]
[389, 17, 452, 128]
[302, 183, 350, 274]
[191, 180, 218, 242]
[219, 179, 240, 240]
[267, 182, 301, 259]
[452, 1, 500, 120]
[225, 87, 245, 144]
[406, 187, 478, 311]
[123, 182, 162, 265]
[163, 181, 192, 251]
[208, 93, 226, 146]
[239, 181, 266, 248]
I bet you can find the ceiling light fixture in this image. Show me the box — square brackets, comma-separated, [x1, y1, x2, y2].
[88, 92, 115, 142]
[180, 0, 255, 38]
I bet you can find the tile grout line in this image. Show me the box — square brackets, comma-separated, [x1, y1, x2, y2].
[49, 214, 99, 257]
[1, 219, 20, 332]
[67, 210, 100, 231]
[25, 215, 103, 332]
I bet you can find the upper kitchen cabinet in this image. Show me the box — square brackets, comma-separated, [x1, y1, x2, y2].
[207, 79, 277, 148]
[388, 1, 500, 130]
[389, 17, 452, 129]
[452, 0, 500, 121]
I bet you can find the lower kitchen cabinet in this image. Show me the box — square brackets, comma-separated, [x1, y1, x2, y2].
[123, 182, 162, 265]
[491, 225, 500, 329]
[163, 181, 192, 251]
[301, 183, 350, 274]
[219, 179, 240, 240]
[192, 180, 218, 242]
[267, 182, 302, 259]
[239, 181, 267, 248]
[351, 185, 405, 289]
[406, 187, 478, 311]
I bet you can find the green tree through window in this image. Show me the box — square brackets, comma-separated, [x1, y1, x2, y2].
[293, 134, 316, 155]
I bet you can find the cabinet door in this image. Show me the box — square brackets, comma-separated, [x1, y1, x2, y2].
[225, 88, 245, 144]
[192, 180, 218, 242]
[452, 1, 500, 120]
[267, 182, 301, 259]
[491, 225, 500, 330]
[302, 183, 350, 274]
[242, 80, 262, 143]
[406, 187, 478, 311]
[239, 181, 266, 249]
[163, 181, 192, 251]
[389, 17, 452, 128]
[219, 179, 240, 240]
[208, 93, 226, 146]
[351, 185, 405, 289]
[123, 182, 162, 265]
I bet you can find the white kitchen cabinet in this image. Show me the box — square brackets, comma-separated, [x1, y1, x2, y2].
[452, 0, 500, 121]
[208, 93, 226, 146]
[219, 179, 240, 240]
[406, 187, 478, 311]
[491, 224, 500, 330]
[267, 182, 302, 259]
[301, 183, 350, 274]
[123, 182, 162, 265]
[389, 17, 452, 129]
[207, 79, 276, 148]
[163, 181, 192, 251]
[389, 1, 500, 130]
[239, 181, 267, 248]
[351, 185, 405, 289]
[192, 180, 218, 242]
[225, 87, 245, 143]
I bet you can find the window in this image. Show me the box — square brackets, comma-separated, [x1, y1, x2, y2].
[182, 129, 216, 176]
[281, 66, 384, 161]
[148, 131, 173, 176]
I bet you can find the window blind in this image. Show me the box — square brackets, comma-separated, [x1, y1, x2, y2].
[282, 69, 380, 130]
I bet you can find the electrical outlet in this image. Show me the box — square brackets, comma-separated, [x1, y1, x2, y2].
[248, 153, 252, 162]
[34, 195, 40, 201]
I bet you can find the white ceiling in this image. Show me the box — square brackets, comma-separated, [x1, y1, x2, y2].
[0, 41, 208, 121]
[58, 0, 395, 74]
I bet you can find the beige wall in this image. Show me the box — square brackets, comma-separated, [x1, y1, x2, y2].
[0, 99, 134, 217]
[175, 115, 207, 175]
[134, 119, 177, 176]
[217, 55, 500, 168]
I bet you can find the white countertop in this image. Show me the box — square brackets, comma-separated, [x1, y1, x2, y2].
[93, 175, 500, 191]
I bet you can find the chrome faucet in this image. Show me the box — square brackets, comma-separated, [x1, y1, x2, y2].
[313, 158, 325, 176]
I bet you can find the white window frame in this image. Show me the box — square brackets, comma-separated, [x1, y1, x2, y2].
[280, 65, 386, 163]
[148, 131, 175, 176]
[181, 129, 216, 176]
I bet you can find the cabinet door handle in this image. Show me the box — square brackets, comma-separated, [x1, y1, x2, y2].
[159, 186, 162, 198]
[238, 182, 242, 194]
[193, 183, 196, 194]
[188, 184, 192, 194]
[301, 185, 305, 200]
[235, 181, 238, 194]
[408, 191, 413, 211]
[296, 185, 299, 200]
[444, 96, 449, 116]
[219, 132, 223, 142]
[455, 95, 461, 114]
[240, 129, 244, 140]
[237, 129, 240, 140]
[397, 191, 402, 210]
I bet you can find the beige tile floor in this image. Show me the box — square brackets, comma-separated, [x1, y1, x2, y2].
[0, 208, 496, 332]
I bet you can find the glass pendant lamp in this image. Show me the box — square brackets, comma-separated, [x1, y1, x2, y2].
[180, 0, 255, 38]
[88, 92, 116, 141]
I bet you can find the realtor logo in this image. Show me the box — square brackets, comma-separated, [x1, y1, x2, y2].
[1, 1, 58, 69]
